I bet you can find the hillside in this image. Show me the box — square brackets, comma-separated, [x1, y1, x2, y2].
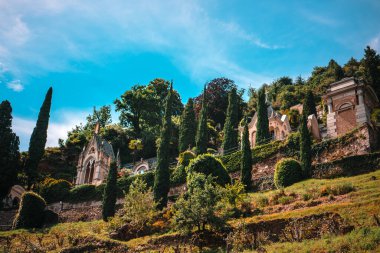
[1, 169, 379, 252]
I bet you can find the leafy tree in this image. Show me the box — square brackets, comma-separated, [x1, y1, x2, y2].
[128, 139, 143, 164]
[122, 178, 158, 231]
[245, 87, 258, 117]
[299, 113, 312, 177]
[86, 105, 112, 129]
[102, 161, 118, 221]
[25, 87, 53, 189]
[294, 75, 305, 86]
[172, 172, 224, 234]
[153, 83, 173, 209]
[0, 100, 20, 204]
[288, 109, 301, 129]
[303, 90, 317, 117]
[255, 87, 270, 145]
[222, 88, 239, 152]
[361, 46, 380, 99]
[268, 76, 293, 102]
[178, 99, 196, 152]
[195, 86, 208, 154]
[194, 78, 244, 128]
[343, 57, 361, 77]
[240, 118, 252, 191]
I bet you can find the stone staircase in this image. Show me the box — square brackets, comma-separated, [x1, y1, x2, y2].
[0, 210, 17, 231]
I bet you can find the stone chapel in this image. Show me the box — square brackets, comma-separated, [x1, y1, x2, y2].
[75, 124, 119, 186]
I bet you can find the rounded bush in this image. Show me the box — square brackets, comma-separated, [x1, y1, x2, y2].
[39, 178, 72, 203]
[274, 158, 303, 188]
[187, 154, 231, 186]
[178, 151, 196, 167]
[68, 184, 98, 202]
[13, 191, 46, 229]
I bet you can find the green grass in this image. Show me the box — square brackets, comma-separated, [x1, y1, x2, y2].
[1, 170, 380, 252]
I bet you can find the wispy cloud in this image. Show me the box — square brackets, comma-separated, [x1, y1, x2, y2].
[369, 34, 380, 51]
[6, 80, 24, 92]
[300, 9, 339, 27]
[0, 0, 278, 89]
[13, 109, 90, 151]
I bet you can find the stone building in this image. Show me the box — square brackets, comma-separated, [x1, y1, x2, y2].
[245, 106, 292, 147]
[75, 124, 119, 186]
[323, 77, 379, 138]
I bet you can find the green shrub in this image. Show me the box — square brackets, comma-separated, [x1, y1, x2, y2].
[13, 191, 46, 229]
[256, 195, 269, 208]
[277, 195, 294, 205]
[38, 177, 71, 203]
[187, 154, 231, 186]
[178, 151, 196, 167]
[274, 158, 303, 188]
[117, 171, 155, 196]
[68, 184, 99, 202]
[170, 165, 187, 186]
[319, 183, 355, 197]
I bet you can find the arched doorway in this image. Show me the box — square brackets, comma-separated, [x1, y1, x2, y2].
[84, 159, 95, 184]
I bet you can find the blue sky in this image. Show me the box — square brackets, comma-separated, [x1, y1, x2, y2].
[1, 0, 380, 151]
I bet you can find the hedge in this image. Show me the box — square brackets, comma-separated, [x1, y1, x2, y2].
[13, 192, 46, 229]
[38, 178, 72, 204]
[274, 158, 303, 188]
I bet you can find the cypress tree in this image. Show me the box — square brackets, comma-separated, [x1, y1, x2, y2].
[303, 90, 317, 117]
[178, 99, 196, 152]
[362, 46, 380, 99]
[102, 161, 118, 221]
[153, 82, 173, 209]
[25, 87, 53, 189]
[195, 86, 208, 155]
[222, 88, 239, 153]
[0, 101, 20, 204]
[240, 118, 252, 191]
[299, 113, 312, 177]
[255, 87, 270, 146]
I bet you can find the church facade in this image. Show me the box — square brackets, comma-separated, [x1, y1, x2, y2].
[75, 124, 119, 186]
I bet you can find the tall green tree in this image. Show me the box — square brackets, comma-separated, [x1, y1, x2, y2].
[299, 113, 312, 177]
[195, 86, 208, 154]
[222, 88, 239, 152]
[153, 82, 173, 209]
[102, 161, 118, 221]
[0, 101, 20, 204]
[25, 87, 53, 189]
[255, 87, 270, 146]
[303, 90, 317, 117]
[240, 118, 252, 191]
[361, 46, 380, 99]
[178, 99, 196, 152]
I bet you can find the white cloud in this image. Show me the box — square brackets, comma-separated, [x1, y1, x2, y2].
[369, 34, 380, 51]
[13, 109, 90, 151]
[0, 0, 278, 89]
[6, 80, 24, 92]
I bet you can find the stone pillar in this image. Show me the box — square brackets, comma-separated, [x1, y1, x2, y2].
[326, 97, 337, 138]
[356, 89, 368, 125]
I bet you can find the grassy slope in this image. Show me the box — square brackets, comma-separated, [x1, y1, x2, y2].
[1, 170, 380, 252]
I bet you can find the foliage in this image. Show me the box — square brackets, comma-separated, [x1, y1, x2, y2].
[86, 105, 112, 130]
[187, 154, 231, 186]
[38, 177, 71, 204]
[170, 165, 187, 186]
[371, 108, 380, 124]
[287, 109, 301, 129]
[122, 178, 158, 231]
[68, 184, 99, 202]
[25, 87, 53, 189]
[245, 87, 258, 117]
[303, 90, 317, 117]
[240, 119, 252, 190]
[154, 83, 173, 209]
[222, 88, 239, 152]
[195, 86, 209, 155]
[117, 171, 155, 196]
[193, 77, 244, 128]
[13, 191, 46, 229]
[274, 158, 303, 188]
[0, 100, 20, 203]
[217, 180, 246, 218]
[299, 113, 312, 177]
[102, 162, 118, 221]
[178, 98, 196, 152]
[255, 87, 270, 145]
[172, 172, 225, 234]
[362, 46, 380, 99]
[178, 150, 196, 167]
